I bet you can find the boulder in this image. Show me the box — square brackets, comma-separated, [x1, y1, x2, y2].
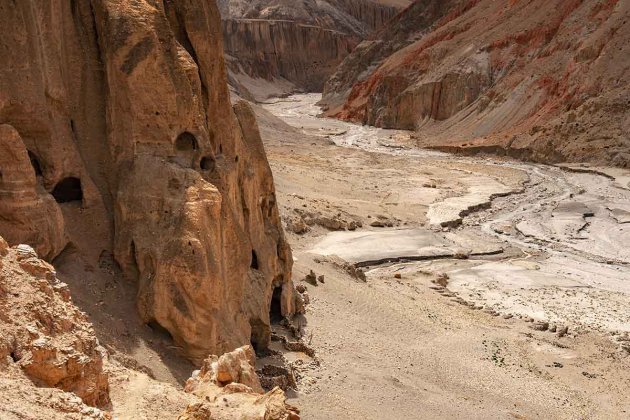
[182, 345, 300, 420]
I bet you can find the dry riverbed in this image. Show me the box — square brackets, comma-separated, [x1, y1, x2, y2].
[256, 94, 630, 419]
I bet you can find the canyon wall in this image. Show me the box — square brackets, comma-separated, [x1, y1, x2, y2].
[222, 19, 358, 93]
[322, 0, 630, 166]
[0, 0, 295, 364]
[218, 0, 409, 99]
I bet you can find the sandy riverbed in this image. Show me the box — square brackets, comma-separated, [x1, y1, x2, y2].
[256, 93, 630, 419]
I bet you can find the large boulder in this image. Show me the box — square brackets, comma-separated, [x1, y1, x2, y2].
[181, 345, 300, 420]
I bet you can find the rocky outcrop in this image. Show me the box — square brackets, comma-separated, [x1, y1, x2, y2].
[323, 0, 630, 166]
[0, 125, 66, 260]
[0, 238, 109, 407]
[218, 0, 410, 99]
[0, 0, 294, 364]
[180, 345, 300, 420]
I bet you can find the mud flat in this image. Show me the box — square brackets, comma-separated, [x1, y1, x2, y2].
[259, 93, 630, 419]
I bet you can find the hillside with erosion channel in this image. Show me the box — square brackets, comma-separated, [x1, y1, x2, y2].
[0, 0, 629, 419]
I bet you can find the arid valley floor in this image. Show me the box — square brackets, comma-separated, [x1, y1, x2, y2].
[257, 94, 630, 419]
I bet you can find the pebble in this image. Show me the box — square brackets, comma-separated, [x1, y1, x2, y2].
[557, 326, 569, 337]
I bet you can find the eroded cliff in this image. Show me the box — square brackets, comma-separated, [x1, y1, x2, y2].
[218, 0, 409, 99]
[323, 0, 630, 166]
[0, 0, 295, 365]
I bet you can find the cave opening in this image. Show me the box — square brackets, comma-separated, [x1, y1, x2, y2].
[250, 249, 259, 270]
[51, 177, 83, 203]
[147, 319, 174, 343]
[173, 132, 198, 167]
[200, 156, 215, 171]
[28, 151, 43, 176]
[269, 285, 283, 324]
[9, 351, 19, 363]
[175, 131, 198, 151]
[249, 319, 266, 353]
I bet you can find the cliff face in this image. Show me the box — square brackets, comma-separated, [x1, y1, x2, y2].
[323, 0, 630, 166]
[223, 19, 358, 92]
[218, 0, 409, 99]
[0, 0, 294, 364]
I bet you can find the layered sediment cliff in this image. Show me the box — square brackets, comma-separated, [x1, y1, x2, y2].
[0, 0, 295, 364]
[218, 0, 409, 99]
[222, 19, 358, 92]
[323, 0, 630, 166]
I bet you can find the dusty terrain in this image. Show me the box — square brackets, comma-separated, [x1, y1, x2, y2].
[257, 94, 630, 419]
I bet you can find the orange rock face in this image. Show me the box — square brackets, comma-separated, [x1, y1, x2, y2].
[0, 0, 294, 364]
[323, 0, 630, 166]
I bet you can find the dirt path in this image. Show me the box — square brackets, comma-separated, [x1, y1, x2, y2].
[258, 94, 630, 419]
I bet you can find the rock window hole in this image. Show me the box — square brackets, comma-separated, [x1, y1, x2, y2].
[200, 156, 215, 171]
[250, 250, 259, 270]
[51, 177, 83, 203]
[28, 151, 43, 176]
[269, 285, 283, 324]
[10, 351, 20, 362]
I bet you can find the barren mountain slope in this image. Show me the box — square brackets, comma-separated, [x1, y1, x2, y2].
[219, 0, 410, 99]
[322, 0, 630, 166]
[0, 0, 295, 365]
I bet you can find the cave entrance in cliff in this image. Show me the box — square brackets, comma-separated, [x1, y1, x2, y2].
[269, 285, 283, 324]
[147, 319, 174, 343]
[174, 131, 198, 167]
[51, 177, 83, 203]
[28, 151, 43, 177]
[249, 319, 267, 353]
[175, 132, 198, 152]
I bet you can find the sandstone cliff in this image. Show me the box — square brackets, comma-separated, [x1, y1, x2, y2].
[218, 0, 409, 99]
[0, 0, 295, 365]
[322, 0, 630, 166]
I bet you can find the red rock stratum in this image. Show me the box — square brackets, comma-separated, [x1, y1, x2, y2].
[322, 0, 630, 166]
